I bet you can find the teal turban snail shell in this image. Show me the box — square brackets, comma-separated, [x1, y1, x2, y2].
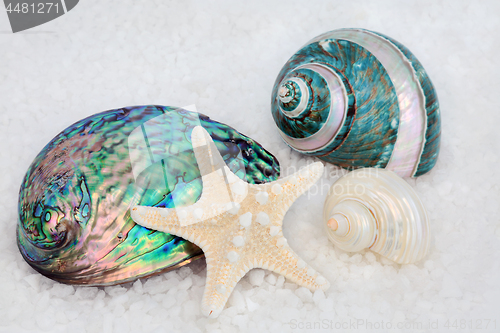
[271, 28, 441, 177]
[17, 106, 280, 285]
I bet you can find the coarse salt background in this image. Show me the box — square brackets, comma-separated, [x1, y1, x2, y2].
[0, 1, 499, 332]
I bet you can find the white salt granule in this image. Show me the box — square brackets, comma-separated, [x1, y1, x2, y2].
[265, 273, 277, 286]
[49, 284, 75, 298]
[132, 280, 143, 294]
[177, 276, 193, 290]
[23, 274, 41, 292]
[439, 274, 463, 298]
[248, 269, 265, 287]
[228, 289, 246, 311]
[275, 276, 285, 289]
[295, 287, 313, 302]
[246, 297, 260, 312]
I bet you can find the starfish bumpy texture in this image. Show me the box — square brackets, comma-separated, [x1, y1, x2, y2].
[131, 126, 330, 317]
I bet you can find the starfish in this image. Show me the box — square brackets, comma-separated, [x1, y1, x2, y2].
[131, 126, 330, 317]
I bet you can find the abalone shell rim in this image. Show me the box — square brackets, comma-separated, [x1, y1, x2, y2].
[17, 222, 205, 286]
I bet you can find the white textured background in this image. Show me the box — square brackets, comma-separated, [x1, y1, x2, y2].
[1, 1, 499, 332]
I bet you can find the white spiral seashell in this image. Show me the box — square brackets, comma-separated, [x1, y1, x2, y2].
[323, 168, 430, 264]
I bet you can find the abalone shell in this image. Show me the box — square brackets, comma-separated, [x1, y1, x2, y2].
[17, 106, 280, 285]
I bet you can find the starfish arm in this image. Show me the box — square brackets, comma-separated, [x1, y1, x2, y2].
[131, 126, 250, 229]
[130, 205, 218, 247]
[131, 127, 328, 319]
[130, 205, 180, 231]
[200, 251, 251, 318]
[191, 125, 225, 176]
[192, 126, 249, 204]
[255, 162, 324, 211]
[253, 242, 330, 292]
[131, 171, 241, 228]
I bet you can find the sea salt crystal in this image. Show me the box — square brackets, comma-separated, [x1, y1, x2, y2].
[246, 297, 259, 312]
[295, 287, 312, 302]
[178, 276, 193, 290]
[228, 289, 246, 311]
[266, 273, 277, 285]
[248, 269, 265, 287]
[439, 274, 463, 298]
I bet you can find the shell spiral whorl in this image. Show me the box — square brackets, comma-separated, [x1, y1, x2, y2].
[274, 63, 355, 150]
[323, 168, 430, 264]
[272, 28, 441, 177]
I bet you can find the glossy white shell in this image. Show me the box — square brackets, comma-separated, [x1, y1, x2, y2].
[323, 168, 430, 264]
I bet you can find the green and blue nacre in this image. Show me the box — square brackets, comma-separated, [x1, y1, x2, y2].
[271, 28, 441, 177]
[17, 106, 280, 285]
